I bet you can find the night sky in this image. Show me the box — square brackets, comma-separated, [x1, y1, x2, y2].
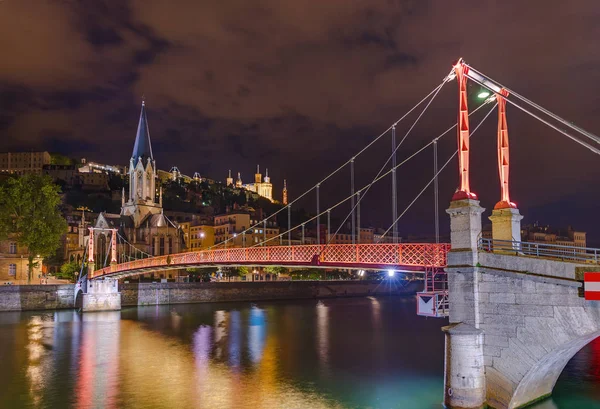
[1, 1, 599, 244]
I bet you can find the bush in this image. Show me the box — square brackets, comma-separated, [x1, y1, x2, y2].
[57, 261, 81, 282]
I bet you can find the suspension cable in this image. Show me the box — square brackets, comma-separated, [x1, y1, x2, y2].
[433, 139, 439, 244]
[324, 77, 449, 250]
[466, 74, 600, 156]
[377, 102, 498, 242]
[249, 101, 494, 248]
[117, 232, 152, 258]
[206, 79, 451, 250]
[466, 65, 600, 147]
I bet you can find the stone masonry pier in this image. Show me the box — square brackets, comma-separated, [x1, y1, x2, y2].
[444, 197, 600, 409]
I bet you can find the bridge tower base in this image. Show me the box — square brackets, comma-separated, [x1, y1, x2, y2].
[443, 323, 486, 409]
[82, 279, 121, 312]
[489, 206, 523, 245]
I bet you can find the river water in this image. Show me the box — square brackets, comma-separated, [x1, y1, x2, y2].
[0, 296, 599, 409]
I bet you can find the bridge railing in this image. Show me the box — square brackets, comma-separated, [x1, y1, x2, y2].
[478, 238, 600, 264]
[91, 243, 451, 279]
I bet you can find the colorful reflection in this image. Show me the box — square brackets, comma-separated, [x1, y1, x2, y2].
[15, 299, 600, 408]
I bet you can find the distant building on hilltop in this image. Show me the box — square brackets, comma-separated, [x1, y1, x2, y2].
[225, 165, 275, 202]
[243, 166, 273, 202]
[0, 151, 51, 175]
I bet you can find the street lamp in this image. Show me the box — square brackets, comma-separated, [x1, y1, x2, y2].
[477, 90, 491, 99]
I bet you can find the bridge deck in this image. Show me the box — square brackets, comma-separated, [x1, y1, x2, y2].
[91, 243, 451, 280]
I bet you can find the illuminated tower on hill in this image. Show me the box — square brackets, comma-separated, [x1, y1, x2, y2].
[282, 179, 288, 205]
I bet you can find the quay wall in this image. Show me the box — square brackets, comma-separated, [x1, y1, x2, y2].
[0, 284, 75, 311]
[120, 280, 420, 307]
[0, 280, 420, 311]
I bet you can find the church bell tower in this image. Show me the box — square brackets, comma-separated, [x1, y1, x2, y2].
[121, 99, 162, 227]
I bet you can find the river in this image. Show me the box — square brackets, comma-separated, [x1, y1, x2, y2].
[0, 296, 598, 408]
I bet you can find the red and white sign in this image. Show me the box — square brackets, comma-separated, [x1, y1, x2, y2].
[584, 272, 600, 300]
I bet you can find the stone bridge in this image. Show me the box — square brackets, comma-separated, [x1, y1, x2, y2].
[444, 198, 600, 409]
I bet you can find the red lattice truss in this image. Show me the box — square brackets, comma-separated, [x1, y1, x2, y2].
[91, 243, 451, 279]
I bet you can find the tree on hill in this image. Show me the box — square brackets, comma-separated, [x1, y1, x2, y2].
[0, 174, 67, 283]
[50, 153, 76, 166]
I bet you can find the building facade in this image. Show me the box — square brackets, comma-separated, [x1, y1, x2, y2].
[0, 151, 51, 175]
[214, 212, 280, 247]
[180, 222, 215, 250]
[0, 238, 43, 283]
[521, 224, 586, 247]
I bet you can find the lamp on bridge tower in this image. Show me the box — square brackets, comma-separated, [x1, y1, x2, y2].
[489, 88, 523, 245]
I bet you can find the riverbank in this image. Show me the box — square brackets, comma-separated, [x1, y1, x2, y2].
[0, 280, 421, 312]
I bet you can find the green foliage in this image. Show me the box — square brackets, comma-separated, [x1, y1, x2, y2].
[0, 174, 68, 282]
[57, 261, 80, 282]
[221, 266, 248, 277]
[186, 267, 216, 282]
[289, 268, 324, 280]
[264, 266, 287, 275]
[50, 153, 76, 166]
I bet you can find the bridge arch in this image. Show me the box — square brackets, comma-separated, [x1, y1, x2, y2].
[509, 329, 600, 409]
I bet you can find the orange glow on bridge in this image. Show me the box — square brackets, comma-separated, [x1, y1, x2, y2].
[91, 243, 451, 279]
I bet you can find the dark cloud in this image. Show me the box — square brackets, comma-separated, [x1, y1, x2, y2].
[0, 0, 599, 243]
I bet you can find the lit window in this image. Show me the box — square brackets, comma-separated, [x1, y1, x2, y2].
[9, 242, 16, 254]
[8, 264, 16, 276]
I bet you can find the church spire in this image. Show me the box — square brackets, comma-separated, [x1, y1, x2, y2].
[282, 179, 288, 205]
[131, 99, 153, 162]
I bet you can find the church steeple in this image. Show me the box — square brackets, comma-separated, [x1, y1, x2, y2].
[131, 99, 153, 163]
[122, 99, 160, 226]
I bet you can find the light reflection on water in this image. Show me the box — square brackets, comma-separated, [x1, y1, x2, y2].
[0, 297, 598, 408]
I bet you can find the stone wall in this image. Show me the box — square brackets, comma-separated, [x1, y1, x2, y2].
[120, 280, 420, 307]
[0, 284, 75, 311]
[0, 280, 420, 311]
[455, 255, 600, 409]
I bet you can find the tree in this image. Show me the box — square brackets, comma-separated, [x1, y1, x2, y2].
[58, 261, 81, 282]
[221, 266, 248, 281]
[264, 266, 287, 276]
[0, 174, 68, 283]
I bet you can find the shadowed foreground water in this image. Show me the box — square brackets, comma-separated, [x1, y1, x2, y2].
[0, 296, 599, 408]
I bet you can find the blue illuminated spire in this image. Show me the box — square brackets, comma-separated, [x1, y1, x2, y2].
[131, 99, 153, 162]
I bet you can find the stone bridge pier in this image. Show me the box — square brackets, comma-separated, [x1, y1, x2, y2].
[81, 278, 121, 312]
[444, 198, 600, 409]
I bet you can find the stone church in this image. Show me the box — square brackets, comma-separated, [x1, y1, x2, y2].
[91, 101, 183, 278]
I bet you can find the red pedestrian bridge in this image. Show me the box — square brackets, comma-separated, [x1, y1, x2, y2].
[89, 243, 451, 280]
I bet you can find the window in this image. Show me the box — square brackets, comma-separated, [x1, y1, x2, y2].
[8, 264, 16, 276]
[159, 237, 165, 255]
[9, 242, 16, 254]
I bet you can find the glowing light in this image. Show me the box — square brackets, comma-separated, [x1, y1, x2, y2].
[358, 270, 365, 277]
[387, 270, 395, 277]
[477, 91, 490, 99]
[200, 232, 205, 238]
